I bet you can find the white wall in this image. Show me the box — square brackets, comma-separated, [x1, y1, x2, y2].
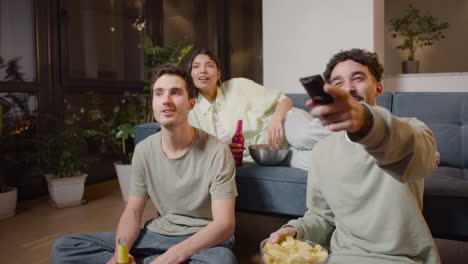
[263, 0, 384, 94]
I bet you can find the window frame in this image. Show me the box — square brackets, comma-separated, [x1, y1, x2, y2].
[0, 0, 39, 89]
[58, 0, 158, 93]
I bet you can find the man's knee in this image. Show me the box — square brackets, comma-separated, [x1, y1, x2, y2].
[52, 236, 71, 252]
[213, 246, 237, 264]
[191, 246, 237, 264]
[50, 236, 75, 263]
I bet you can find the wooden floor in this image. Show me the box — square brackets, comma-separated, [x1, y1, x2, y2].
[1, 179, 467, 263]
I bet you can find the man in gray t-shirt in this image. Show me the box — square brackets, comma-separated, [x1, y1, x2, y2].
[51, 64, 238, 264]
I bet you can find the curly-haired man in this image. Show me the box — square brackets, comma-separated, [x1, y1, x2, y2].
[268, 49, 441, 264]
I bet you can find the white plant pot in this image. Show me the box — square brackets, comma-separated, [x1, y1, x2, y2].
[114, 162, 131, 202]
[0, 186, 17, 219]
[45, 173, 87, 208]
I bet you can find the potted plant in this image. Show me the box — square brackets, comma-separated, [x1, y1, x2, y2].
[28, 121, 88, 208]
[0, 104, 18, 219]
[83, 92, 141, 201]
[389, 4, 449, 73]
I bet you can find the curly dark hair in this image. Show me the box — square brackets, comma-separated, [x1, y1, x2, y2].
[323, 49, 384, 83]
[150, 64, 196, 99]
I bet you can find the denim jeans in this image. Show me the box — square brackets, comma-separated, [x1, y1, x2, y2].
[51, 229, 237, 264]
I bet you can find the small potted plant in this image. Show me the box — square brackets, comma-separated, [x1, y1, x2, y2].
[28, 121, 88, 208]
[389, 4, 449, 73]
[0, 104, 18, 219]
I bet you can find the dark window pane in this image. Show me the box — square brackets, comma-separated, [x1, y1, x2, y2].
[0, 92, 37, 135]
[0, 0, 36, 82]
[66, 0, 145, 81]
[163, 0, 219, 55]
[229, 0, 262, 83]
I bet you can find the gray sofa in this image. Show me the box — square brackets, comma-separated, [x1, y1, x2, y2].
[134, 92, 468, 241]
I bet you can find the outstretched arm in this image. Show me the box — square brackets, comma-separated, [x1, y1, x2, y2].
[308, 85, 436, 182]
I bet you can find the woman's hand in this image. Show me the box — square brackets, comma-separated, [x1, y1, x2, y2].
[267, 116, 285, 145]
[268, 226, 297, 243]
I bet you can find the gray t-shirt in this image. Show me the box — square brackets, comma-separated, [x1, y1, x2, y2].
[130, 128, 237, 236]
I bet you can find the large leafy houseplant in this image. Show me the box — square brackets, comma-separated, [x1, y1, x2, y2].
[29, 122, 88, 179]
[138, 35, 193, 76]
[26, 118, 89, 208]
[0, 104, 18, 218]
[79, 36, 192, 201]
[83, 92, 142, 164]
[83, 36, 193, 164]
[0, 105, 20, 191]
[137, 35, 193, 121]
[389, 4, 449, 62]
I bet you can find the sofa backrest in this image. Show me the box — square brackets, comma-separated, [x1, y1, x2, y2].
[135, 122, 161, 145]
[285, 92, 393, 112]
[286, 91, 467, 169]
[392, 92, 468, 170]
[285, 94, 311, 112]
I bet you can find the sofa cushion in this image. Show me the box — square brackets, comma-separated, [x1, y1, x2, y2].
[425, 167, 468, 197]
[376, 92, 393, 111]
[392, 92, 468, 240]
[424, 168, 468, 240]
[392, 92, 468, 169]
[236, 164, 307, 216]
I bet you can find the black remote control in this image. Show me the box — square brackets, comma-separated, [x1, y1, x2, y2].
[300, 75, 334, 105]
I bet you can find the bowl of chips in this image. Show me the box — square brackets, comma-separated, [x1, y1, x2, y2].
[260, 236, 328, 264]
[248, 144, 290, 166]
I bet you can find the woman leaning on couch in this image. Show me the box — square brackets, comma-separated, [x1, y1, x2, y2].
[186, 48, 332, 170]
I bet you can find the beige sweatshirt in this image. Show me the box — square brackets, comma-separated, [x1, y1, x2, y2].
[287, 105, 441, 264]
